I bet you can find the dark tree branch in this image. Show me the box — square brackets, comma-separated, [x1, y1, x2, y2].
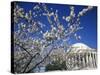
[26, 45, 54, 73]
[15, 42, 40, 73]
[14, 42, 32, 58]
[23, 52, 39, 73]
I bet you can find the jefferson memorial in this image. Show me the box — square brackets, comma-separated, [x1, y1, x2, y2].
[66, 43, 97, 70]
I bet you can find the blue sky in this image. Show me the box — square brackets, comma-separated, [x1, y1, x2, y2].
[16, 2, 97, 49]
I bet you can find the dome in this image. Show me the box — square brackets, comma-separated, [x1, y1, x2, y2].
[67, 43, 92, 53]
[72, 43, 90, 49]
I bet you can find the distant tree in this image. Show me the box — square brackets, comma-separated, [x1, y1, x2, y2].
[46, 60, 67, 71]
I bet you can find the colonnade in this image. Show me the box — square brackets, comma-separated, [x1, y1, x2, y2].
[66, 50, 97, 70]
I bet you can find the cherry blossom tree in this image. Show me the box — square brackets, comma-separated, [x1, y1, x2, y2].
[12, 2, 93, 73]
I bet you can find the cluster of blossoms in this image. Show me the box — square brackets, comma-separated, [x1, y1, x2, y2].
[14, 5, 24, 23]
[43, 24, 65, 41]
[78, 6, 93, 17]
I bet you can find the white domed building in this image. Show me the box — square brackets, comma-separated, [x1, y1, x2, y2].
[66, 43, 97, 70]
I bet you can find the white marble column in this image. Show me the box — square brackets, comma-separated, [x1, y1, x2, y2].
[89, 53, 93, 68]
[78, 53, 81, 68]
[94, 53, 97, 68]
[92, 53, 95, 68]
[91, 53, 93, 68]
[85, 53, 88, 67]
[82, 55, 85, 68]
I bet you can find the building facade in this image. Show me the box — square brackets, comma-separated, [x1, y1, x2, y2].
[66, 43, 97, 70]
